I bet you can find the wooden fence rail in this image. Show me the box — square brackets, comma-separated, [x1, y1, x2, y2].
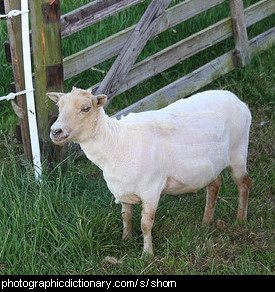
[61, 0, 146, 38]
[88, 0, 275, 99]
[63, 0, 227, 80]
[95, 0, 172, 104]
[2, 0, 274, 163]
[63, 0, 274, 82]
[114, 26, 275, 117]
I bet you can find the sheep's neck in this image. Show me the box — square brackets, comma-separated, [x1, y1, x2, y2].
[79, 109, 119, 170]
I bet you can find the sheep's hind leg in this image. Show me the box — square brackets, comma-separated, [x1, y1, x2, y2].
[235, 173, 251, 223]
[202, 176, 221, 225]
[122, 203, 133, 240]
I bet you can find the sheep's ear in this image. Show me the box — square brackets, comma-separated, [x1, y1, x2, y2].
[92, 94, 107, 108]
[46, 92, 65, 104]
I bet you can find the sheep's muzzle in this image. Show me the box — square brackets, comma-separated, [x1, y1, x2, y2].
[50, 126, 71, 146]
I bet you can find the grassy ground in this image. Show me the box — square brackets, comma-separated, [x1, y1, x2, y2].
[0, 0, 274, 275]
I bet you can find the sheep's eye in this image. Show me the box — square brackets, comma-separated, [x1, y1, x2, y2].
[81, 105, 91, 113]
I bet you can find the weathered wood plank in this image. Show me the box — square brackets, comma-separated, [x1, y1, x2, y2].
[229, 0, 250, 67]
[4, 0, 32, 161]
[61, 0, 145, 38]
[63, 27, 133, 80]
[63, 0, 274, 81]
[244, 0, 275, 26]
[113, 27, 274, 117]
[114, 17, 232, 96]
[249, 27, 275, 58]
[63, 0, 226, 80]
[156, 0, 225, 34]
[113, 51, 235, 117]
[87, 0, 274, 97]
[96, 0, 172, 104]
[30, 0, 64, 161]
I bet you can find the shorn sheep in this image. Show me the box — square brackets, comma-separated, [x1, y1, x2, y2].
[48, 88, 251, 256]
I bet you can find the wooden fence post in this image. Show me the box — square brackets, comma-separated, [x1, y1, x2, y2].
[4, 0, 32, 161]
[29, 0, 64, 162]
[229, 0, 250, 67]
[96, 0, 172, 105]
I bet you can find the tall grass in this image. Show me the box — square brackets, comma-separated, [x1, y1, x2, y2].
[0, 0, 274, 274]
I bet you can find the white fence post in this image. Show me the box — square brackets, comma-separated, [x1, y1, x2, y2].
[21, 0, 41, 181]
[0, 0, 42, 181]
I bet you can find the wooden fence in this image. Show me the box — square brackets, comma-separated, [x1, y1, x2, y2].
[2, 0, 275, 162]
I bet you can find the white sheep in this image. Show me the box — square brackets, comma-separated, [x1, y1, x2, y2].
[48, 88, 251, 256]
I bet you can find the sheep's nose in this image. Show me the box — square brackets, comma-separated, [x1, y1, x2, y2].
[52, 128, 63, 136]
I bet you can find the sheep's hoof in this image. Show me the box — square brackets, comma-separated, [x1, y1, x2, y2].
[141, 250, 154, 261]
[235, 217, 247, 226]
[202, 217, 214, 226]
[122, 231, 132, 241]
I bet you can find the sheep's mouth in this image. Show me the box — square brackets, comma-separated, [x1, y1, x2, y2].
[50, 132, 71, 146]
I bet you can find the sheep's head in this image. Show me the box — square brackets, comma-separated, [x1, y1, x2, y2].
[47, 87, 107, 146]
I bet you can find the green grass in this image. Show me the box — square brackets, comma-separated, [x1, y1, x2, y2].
[0, 1, 274, 275]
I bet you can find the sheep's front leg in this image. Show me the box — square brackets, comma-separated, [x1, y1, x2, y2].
[122, 203, 133, 240]
[141, 202, 157, 256]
